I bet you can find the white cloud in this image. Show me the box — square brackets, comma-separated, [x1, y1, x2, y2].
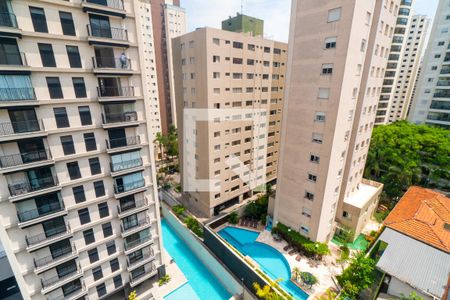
[182, 0, 291, 42]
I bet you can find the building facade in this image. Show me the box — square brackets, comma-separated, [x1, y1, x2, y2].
[376, 8, 429, 125]
[173, 26, 287, 217]
[0, 1, 164, 299]
[151, 0, 186, 134]
[272, 0, 396, 243]
[222, 13, 264, 37]
[408, 0, 450, 129]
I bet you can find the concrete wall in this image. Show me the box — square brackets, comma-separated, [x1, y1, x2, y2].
[387, 276, 433, 300]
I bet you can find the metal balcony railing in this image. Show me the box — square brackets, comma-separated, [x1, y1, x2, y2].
[0, 12, 18, 28]
[26, 224, 70, 247]
[130, 263, 156, 283]
[124, 235, 151, 251]
[433, 92, 450, 98]
[0, 87, 36, 102]
[0, 149, 51, 169]
[86, 24, 128, 41]
[114, 179, 145, 194]
[92, 56, 131, 70]
[9, 175, 59, 197]
[106, 135, 140, 149]
[97, 86, 134, 97]
[117, 197, 148, 215]
[41, 262, 81, 290]
[50, 281, 85, 300]
[0, 51, 27, 66]
[121, 216, 150, 234]
[33, 245, 76, 269]
[111, 157, 143, 172]
[17, 200, 64, 223]
[84, 0, 124, 10]
[430, 101, 450, 110]
[0, 119, 41, 136]
[127, 248, 154, 268]
[102, 111, 137, 124]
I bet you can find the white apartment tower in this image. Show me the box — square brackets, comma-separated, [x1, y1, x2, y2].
[0, 1, 165, 299]
[376, 6, 430, 125]
[409, 0, 450, 129]
[273, 0, 396, 243]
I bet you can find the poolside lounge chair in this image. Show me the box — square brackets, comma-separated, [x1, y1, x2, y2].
[240, 218, 245, 226]
[283, 244, 292, 251]
[252, 220, 258, 228]
[288, 249, 297, 255]
[295, 255, 301, 261]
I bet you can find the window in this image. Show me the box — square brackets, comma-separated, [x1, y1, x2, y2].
[312, 133, 323, 144]
[96, 283, 106, 297]
[302, 207, 312, 218]
[360, 39, 366, 51]
[59, 11, 75, 36]
[310, 154, 320, 163]
[83, 228, 95, 245]
[78, 106, 92, 125]
[308, 173, 317, 182]
[321, 64, 333, 75]
[94, 180, 105, 197]
[38, 43, 56, 67]
[89, 157, 101, 175]
[102, 222, 113, 237]
[67, 161, 81, 180]
[305, 191, 314, 200]
[113, 275, 122, 289]
[66, 46, 81, 68]
[73, 186, 85, 203]
[233, 58, 243, 64]
[98, 202, 109, 218]
[88, 248, 99, 263]
[324, 37, 336, 49]
[84, 133, 97, 151]
[110, 258, 119, 272]
[300, 225, 310, 234]
[327, 7, 341, 22]
[212, 55, 220, 63]
[314, 112, 326, 122]
[318, 88, 330, 99]
[233, 41, 243, 49]
[106, 241, 116, 255]
[213, 72, 220, 79]
[47, 78, 63, 99]
[93, 266, 103, 281]
[61, 135, 75, 155]
[212, 38, 220, 45]
[30, 7, 48, 33]
[73, 78, 86, 98]
[343, 211, 352, 220]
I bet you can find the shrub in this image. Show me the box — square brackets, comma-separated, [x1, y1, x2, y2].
[337, 252, 376, 297]
[339, 246, 350, 262]
[174, 184, 182, 193]
[185, 216, 203, 237]
[158, 274, 171, 286]
[229, 212, 239, 225]
[300, 272, 318, 287]
[172, 204, 186, 218]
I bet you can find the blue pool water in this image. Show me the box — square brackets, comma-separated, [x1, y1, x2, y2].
[162, 220, 231, 300]
[219, 226, 308, 300]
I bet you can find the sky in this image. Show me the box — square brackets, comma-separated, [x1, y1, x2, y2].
[182, 0, 439, 43]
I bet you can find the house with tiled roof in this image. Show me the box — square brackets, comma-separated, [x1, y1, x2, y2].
[371, 186, 450, 300]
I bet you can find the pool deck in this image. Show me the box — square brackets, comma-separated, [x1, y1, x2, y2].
[256, 230, 343, 299]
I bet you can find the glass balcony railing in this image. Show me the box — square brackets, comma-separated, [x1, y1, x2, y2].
[130, 263, 156, 283]
[0, 87, 36, 102]
[17, 200, 64, 223]
[111, 158, 143, 172]
[0, 51, 27, 66]
[33, 245, 76, 269]
[0, 149, 51, 169]
[121, 216, 150, 234]
[127, 248, 154, 268]
[102, 111, 137, 124]
[114, 179, 145, 194]
[84, 0, 124, 10]
[97, 86, 134, 98]
[86, 24, 128, 41]
[430, 101, 450, 110]
[92, 56, 131, 70]
[50, 281, 85, 300]
[41, 262, 81, 290]
[26, 224, 70, 247]
[9, 175, 59, 197]
[117, 197, 148, 215]
[124, 235, 152, 251]
[0, 119, 41, 136]
[0, 12, 18, 28]
[106, 136, 140, 149]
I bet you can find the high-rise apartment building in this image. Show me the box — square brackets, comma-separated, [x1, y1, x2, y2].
[376, 9, 429, 125]
[151, 0, 186, 134]
[409, 0, 450, 129]
[273, 0, 397, 243]
[173, 25, 287, 217]
[0, 1, 164, 299]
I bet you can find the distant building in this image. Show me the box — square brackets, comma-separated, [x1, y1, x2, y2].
[0, 241, 22, 300]
[222, 13, 264, 37]
[372, 186, 450, 299]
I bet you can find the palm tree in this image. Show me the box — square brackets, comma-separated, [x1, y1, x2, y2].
[154, 132, 168, 161]
[292, 267, 301, 282]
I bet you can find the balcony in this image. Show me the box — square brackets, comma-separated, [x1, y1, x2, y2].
[124, 234, 152, 252]
[111, 157, 143, 174]
[106, 135, 141, 153]
[117, 197, 149, 218]
[34, 245, 77, 273]
[0, 12, 21, 37]
[127, 248, 155, 271]
[121, 216, 151, 237]
[433, 92, 450, 99]
[50, 281, 87, 300]
[97, 86, 136, 101]
[17, 200, 65, 226]
[0, 149, 53, 172]
[0, 120, 44, 142]
[102, 111, 139, 128]
[9, 175, 59, 200]
[81, 0, 126, 18]
[41, 262, 82, 294]
[114, 179, 146, 197]
[0, 88, 36, 106]
[129, 263, 157, 287]
[86, 24, 129, 47]
[0, 51, 28, 70]
[92, 56, 133, 75]
[25, 224, 71, 251]
[430, 101, 450, 110]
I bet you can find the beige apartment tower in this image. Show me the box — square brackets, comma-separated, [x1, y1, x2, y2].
[173, 26, 287, 217]
[0, 0, 165, 299]
[273, 0, 397, 243]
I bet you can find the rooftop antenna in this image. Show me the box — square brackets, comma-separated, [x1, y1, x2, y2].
[241, 0, 243, 14]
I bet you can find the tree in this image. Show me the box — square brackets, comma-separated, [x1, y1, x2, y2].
[300, 272, 318, 288]
[253, 280, 284, 300]
[128, 290, 137, 300]
[154, 132, 168, 161]
[317, 289, 337, 300]
[228, 212, 239, 224]
[337, 252, 376, 298]
[292, 267, 301, 282]
[399, 292, 424, 300]
[365, 121, 450, 208]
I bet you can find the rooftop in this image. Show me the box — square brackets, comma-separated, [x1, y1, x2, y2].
[384, 186, 450, 253]
[344, 181, 380, 209]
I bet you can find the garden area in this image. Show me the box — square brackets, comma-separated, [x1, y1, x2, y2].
[172, 204, 204, 238]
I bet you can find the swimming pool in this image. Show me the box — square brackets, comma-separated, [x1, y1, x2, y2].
[162, 220, 231, 300]
[218, 226, 308, 300]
